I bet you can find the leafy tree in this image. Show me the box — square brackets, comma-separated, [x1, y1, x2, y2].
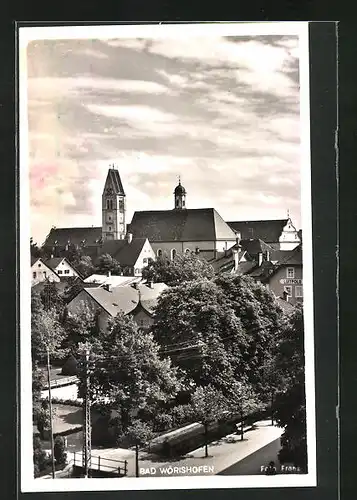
[142, 253, 214, 286]
[65, 243, 84, 265]
[73, 255, 94, 278]
[224, 380, 263, 439]
[39, 280, 65, 314]
[152, 279, 246, 395]
[61, 305, 101, 355]
[62, 277, 85, 304]
[214, 274, 284, 401]
[85, 313, 181, 437]
[125, 420, 154, 477]
[54, 436, 67, 466]
[33, 437, 49, 477]
[94, 253, 122, 275]
[272, 305, 307, 471]
[191, 385, 227, 458]
[30, 237, 42, 258]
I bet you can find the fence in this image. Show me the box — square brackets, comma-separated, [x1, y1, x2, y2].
[71, 451, 128, 477]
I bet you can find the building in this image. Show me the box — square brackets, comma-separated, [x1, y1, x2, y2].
[99, 235, 155, 276]
[42, 226, 102, 259]
[226, 218, 300, 251]
[67, 281, 168, 332]
[102, 166, 126, 241]
[44, 257, 81, 279]
[83, 274, 142, 287]
[31, 257, 60, 286]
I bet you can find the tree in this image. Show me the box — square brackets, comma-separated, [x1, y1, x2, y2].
[61, 305, 101, 355]
[85, 313, 181, 438]
[142, 253, 214, 286]
[30, 237, 42, 258]
[272, 305, 307, 471]
[73, 255, 94, 278]
[214, 274, 284, 401]
[54, 436, 67, 466]
[224, 381, 263, 440]
[39, 280, 64, 314]
[191, 385, 227, 458]
[33, 437, 49, 477]
[152, 279, 246, 395]
[125, 420, 154, 477]
[94, 253, 122, 275]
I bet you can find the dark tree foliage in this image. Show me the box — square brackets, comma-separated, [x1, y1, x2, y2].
[54, 436, 67, 466]
[30, 237, 42, 258]
[152, 279, 247, 395]
[33, 437, 49, 477]
[62, 277, 85, 304]
[94, 253, 122, 275]
[142, 253, 214, 286]
[39, 280, 65, 313]
[273, 305, 307, 471]
[61, 306, 101, 355]
[82, 313, 181, 437]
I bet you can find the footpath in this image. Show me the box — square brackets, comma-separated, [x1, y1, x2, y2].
[63, 420, 283, 478]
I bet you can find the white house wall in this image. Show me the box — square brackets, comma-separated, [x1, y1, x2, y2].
[31, 260, 60, 286]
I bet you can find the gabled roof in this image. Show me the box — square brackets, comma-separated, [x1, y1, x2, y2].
[81, 282, 168, 317]
[84, 274, 142, 287]
[43, 227, 102, 248]
[104, 168, 125, 196]
[227, 219, 289, 242]
[44, 257, 65, 270]
[240, 239, 275, 257]
[99, 238, 148, 267]
[31, 256, 40, 266]
[269, 244, 303, 267]
[128, 208, 236, 242]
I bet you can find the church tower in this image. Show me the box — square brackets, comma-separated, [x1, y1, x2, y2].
[102, 165, 126, 241]
[174, 177, 186, 210]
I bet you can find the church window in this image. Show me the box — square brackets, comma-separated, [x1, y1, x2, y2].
[33, 272, 36, 279]
[171, 249, 177, 260]
[119, 199, 125, 211]
[106, 199, 110, 209]
[295, 286, 303, 298]
[185, 249, 190, 254]
[287, 267, 295, 278]
[157, 249, 162, 257]
[109, 226, 112, 231]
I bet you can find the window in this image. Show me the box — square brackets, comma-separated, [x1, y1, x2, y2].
[109, 226, 112, 231]
[64, 270, 70, 274]
[38, 263, 41, 268]
[295, 286, 303, 298]
[171, 249, 177, 260]
[58, 270, 62, 275]
[106, 199, 110, 209]
[33, 272, 36, 279]
[143, 258, 148, 264]
[185, 248, 190, 255]
[108, 216, 112, 222]
[284, 286, 292, 297]
[286, 267, 295, 278]
[43, 271, 46, 278]
[157, 249, 162, 258]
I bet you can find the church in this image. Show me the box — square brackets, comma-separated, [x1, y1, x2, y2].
[42, 166, 301, 264]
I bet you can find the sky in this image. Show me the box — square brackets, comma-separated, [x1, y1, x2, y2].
[25, 31, 302, 245]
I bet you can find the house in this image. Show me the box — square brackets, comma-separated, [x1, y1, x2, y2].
[226, 218, 301, 251]
[31, 257, 60, 286]
[128, 179, 237, 261]
[248, 244, 303, 305]
[97, 235, 155, 276]
[44, 257, 81, 279]
[83, 274, 142, 288]
[67, 281, 168, 332]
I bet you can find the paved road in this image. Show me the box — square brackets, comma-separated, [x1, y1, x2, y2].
[219, 438, 281, 475]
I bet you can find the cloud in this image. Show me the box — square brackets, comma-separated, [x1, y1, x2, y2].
[24, 32, 302, 244]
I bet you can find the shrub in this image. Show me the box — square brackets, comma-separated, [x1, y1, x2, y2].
[33, 437, 49, 477]
[54, 436, 67, 466]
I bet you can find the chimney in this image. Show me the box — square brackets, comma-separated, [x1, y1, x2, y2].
[148, 280, 154, 289]
[103, 283, 112, 292]
[107, 270, 111, 278]
[195, 247, 200, 255]
[50, 254, 54, 259]
[258, 252, 263, 266]
[235, 231, 241, 248]
[265, 251, 270, 262]
[127, 233, 133, 244]
[133, 282, 138, 289]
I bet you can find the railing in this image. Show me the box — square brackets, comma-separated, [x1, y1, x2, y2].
[72, 451, 128, 477]
[43, 376, 79, 389]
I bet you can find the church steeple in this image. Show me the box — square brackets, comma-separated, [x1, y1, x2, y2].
[102, 164, 126, 241]
[173, 176, 186, 210]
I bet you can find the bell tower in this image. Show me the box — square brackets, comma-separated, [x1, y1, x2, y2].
[102, 165, 126, 241]
[173, 177, 186, 210]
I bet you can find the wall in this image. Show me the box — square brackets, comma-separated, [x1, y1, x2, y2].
[150, 241, 218, 260]
[54, 259, 80, 278]
[267, 265, 303, 305]
[31, 260, 60, 285]
[131, 307, 153, 332]
[41, 383, 79, 401]
[133, 240, 156, 276]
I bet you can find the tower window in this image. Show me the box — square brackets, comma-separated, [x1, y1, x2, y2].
[157, 249, 162, 258]
[185, 249, 190, 255]
[109, 226, 112, 231]
[171, 249, 177, 260]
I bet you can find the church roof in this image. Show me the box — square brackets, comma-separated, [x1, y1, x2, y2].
[128, 208, 236, 242]
[227, 219, 289, 243]
[105, 168, 125, 196]
[240, 239, 275, 257]
[43, 227, 102, 248]
[99, 238, 148, 267]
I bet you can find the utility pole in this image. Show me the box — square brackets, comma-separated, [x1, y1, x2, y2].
[46, 346, 56, 478]
[82, 347, 92, 478]
[44, 280, 56, 479]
